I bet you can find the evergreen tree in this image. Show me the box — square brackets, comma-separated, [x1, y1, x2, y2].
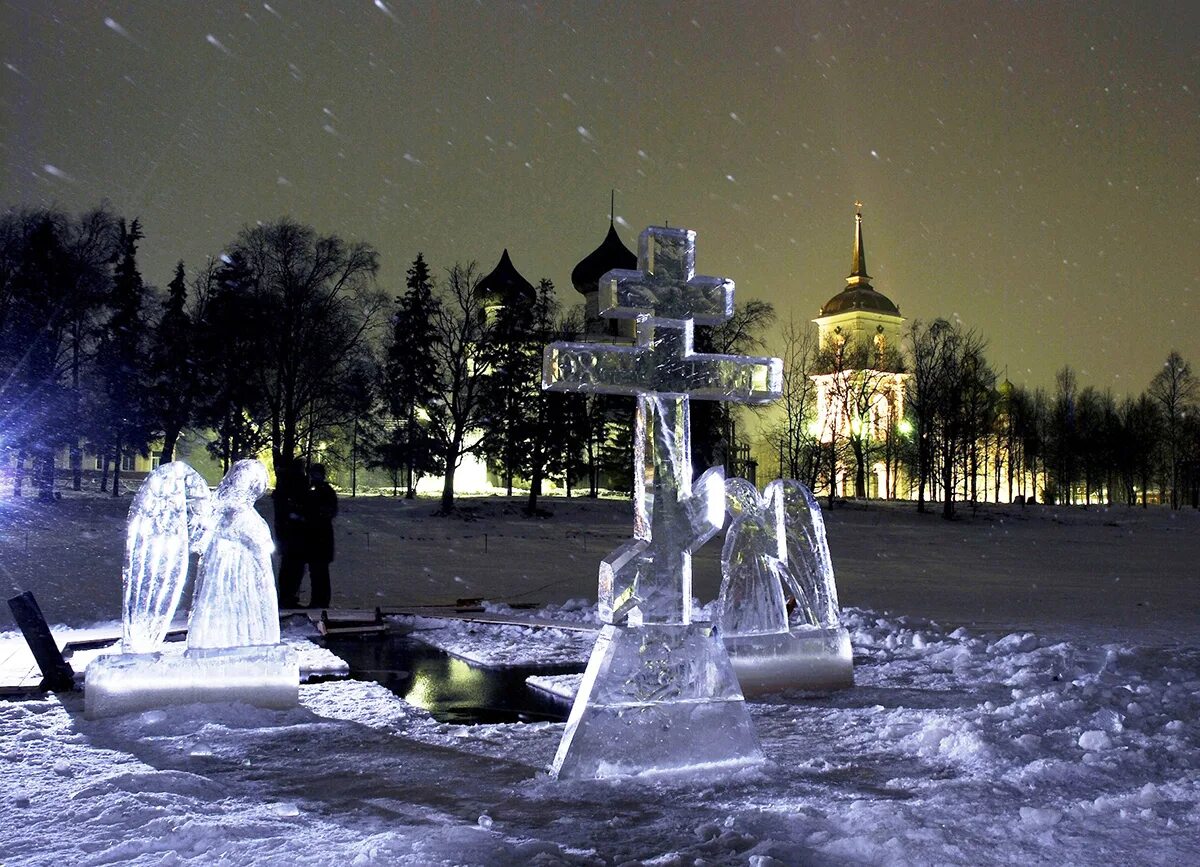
[481, 280, 540, 495]
[93, 219, 154, 496]
[382, 253, 442, 497]
[147, 261, 196, 463]
[192, 252, 270, 471]
[2, 214, 73, 498]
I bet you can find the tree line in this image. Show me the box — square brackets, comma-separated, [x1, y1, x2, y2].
[1, 205, 772, 515]
[8, 204, 1191, 518]
[766, 316, 1200, 516]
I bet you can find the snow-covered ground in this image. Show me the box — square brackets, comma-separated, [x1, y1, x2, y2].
[2, 493, 1199, 864]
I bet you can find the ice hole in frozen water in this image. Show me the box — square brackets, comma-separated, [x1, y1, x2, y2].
[319, 630, 581, 725]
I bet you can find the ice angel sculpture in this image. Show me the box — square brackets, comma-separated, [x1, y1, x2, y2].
[717, 478, 789, 637]
[122, 462, 212, 653]
[716, 477, 854, 694]
[188, 460, 279, 650]
[86, 458, 297, 719]
[777, 479, 839, 629]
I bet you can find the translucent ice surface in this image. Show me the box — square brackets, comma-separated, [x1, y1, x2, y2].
[717, 478, 789, 637]
[188, 459, 280, 650]
[777, 479, 840, 628]
[718, 479, 854, 692]
[84, 644, 298, 719]
[597, 397, 725, 625]
[550, 624, 763, 779]
[122, 462, 212, 653]
[543, 226, 782, 779]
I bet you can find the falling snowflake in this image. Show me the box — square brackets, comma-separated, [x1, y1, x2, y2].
[42, 164, 74, 182]
[104, 18, 135, 43]
[206, 34, 231, 55]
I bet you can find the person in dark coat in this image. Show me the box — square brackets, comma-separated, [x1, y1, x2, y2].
[305, 463, 338, 610]
[274, 457, 309, 610]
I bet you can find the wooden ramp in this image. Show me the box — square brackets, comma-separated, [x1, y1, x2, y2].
[386, 606, 599, 633]
[1, 616, 347, 696]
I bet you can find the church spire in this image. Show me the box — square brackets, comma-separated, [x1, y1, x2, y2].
[847, 200, 871, 287]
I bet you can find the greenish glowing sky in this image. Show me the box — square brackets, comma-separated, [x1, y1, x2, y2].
[3, 1, 1197, 392]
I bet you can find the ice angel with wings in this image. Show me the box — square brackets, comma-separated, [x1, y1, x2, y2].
[122, 458, 279, 654]
[716, 478, 841, 637]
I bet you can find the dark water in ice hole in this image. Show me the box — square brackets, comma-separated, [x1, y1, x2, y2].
[319, 631, 582, 725]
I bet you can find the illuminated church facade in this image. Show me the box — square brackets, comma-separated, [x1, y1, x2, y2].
[810, 205, 909, 498]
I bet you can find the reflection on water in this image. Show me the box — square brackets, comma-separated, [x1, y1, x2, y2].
[321, 631, 580, 725]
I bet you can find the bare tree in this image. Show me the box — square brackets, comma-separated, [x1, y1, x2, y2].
[907, 319, 989, 518]
[1148, 350, 1197, 509]
[426, 263, 492, 514]
[228, 219, 385, 472]
[765, 315, 819, 484]
[812, 331, 903, 501]
[692, 299, 776, 477]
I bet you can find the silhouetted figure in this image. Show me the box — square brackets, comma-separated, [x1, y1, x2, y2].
[305, 463, 338, 610]
[274, 458, 308, 609]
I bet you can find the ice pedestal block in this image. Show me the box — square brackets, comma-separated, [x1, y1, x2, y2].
[551, 623, 764, 780]
[724, 626, 854, 696]
[84, 644, 299, 719]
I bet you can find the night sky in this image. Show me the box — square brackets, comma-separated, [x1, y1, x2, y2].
[3, 1, 1197, 393]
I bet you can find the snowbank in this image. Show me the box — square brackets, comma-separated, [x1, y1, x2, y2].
[2, 605, 1197, 865]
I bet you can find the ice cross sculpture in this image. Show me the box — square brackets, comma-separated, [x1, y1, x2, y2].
[545, 227, 781, 625]
[542, 226, 783, 779]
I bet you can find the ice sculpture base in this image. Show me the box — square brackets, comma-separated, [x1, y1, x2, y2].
[551, 623, 764, 780]
[84, 644, 299, 719]
[724, 626, 854, 696]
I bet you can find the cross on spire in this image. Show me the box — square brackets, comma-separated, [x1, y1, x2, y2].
[847, 201, 871, 286]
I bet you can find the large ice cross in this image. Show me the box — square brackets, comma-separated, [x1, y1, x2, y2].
[544, 227, 782, 625]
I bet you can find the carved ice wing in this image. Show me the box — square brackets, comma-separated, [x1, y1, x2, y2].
[122, 462, 211, 653]
[724, 477, 762, 522]
[775, 479, 840, 627]
[686, 466, 727, 552]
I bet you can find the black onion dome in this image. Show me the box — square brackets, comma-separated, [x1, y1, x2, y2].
[819, 286, 902, 317]
[571, 223, 637, 296]
[479, 249, 536, 307]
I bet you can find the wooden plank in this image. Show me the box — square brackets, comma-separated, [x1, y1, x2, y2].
[387, 606, 599, 634]
[6, 592, 74, 691]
